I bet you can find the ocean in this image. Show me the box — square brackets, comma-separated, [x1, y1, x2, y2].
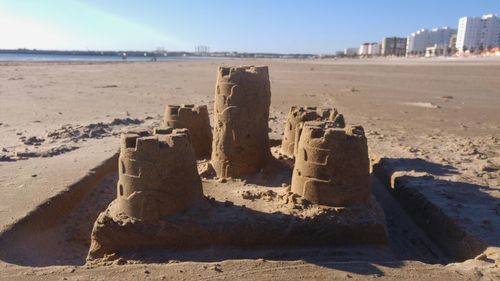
[0, 53, 215, 62]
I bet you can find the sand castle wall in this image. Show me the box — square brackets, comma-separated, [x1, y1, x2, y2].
[211, 66, 272, 178]
[291, 121, 371, 206]
[163, 104, 212, 158]
[281, 106, 345, 157]
[115, 127, 203, 221]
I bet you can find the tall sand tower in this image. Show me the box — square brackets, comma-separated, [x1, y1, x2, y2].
[211, 66, 272, 178]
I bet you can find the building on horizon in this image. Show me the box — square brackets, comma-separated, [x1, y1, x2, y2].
[425, 44, 448, 57]
[406, 27, 457, 56]
[369, 42, 381, 56]
[194, 45, 210, 55]
[359, 43, 369, 56]
[335, 51, 345, 57]
[344, 47, 358, 57]
[448, 34, 458, 53]
[381, 37, 407, 57]
[358, 42, 380, 57]
[456, 14, 500, 52]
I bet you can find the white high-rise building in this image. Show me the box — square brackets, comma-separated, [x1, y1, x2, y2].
[358, 43, 380, 56]
[368, 42, 381, 56]
[359, 43, 370, 56]
[456, 14, 500, 52]
[406, 27, 457, 56]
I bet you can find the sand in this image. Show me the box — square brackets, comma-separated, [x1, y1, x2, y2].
[0, 57, 499, 280]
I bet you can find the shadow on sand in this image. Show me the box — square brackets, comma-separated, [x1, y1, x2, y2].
[373, 157, 498, 262]
[374, 157, 459, 176]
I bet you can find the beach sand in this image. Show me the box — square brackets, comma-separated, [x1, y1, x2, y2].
[0, 57, 499, 280]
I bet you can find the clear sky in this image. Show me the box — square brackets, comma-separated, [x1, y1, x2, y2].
[0, 0, 498, 53]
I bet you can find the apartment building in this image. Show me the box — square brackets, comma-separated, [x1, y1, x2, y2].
[406, 27, 457, 56]
[381, 37, 407, 56]
[456, 14, 500, 52]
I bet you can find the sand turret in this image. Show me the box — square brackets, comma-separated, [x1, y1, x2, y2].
[211, 66, 272, 178]
[291, 121, 370, 206]
[280, 106, 345, 157]
[163, 104, 212, 158]
[293, 113, 345, 156]
[115, 127, 203, 221]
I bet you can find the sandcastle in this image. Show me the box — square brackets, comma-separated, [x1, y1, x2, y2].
[280, 106, 346, 157]
[211, 66, 272, 178]
[291, 121, 371, 206]
[87, 65, 388, 261]
[115, 127, 203, 221]
[163, 104, 212, 158]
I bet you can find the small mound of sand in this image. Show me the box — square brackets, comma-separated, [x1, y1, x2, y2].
[240, 189, 277, 202]
[16, 145, 79, 159]
[402, 102, 441, 109]
[47, 118, 142, 142]
[21, 136, 45, 146]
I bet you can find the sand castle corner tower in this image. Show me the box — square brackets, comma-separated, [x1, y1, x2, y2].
[280, 106, 345, 157]
[163, 104, 212, 158]
[291, 121, 370, 206]
[116, 127, 203, 221]
[211, 66, 272, 178]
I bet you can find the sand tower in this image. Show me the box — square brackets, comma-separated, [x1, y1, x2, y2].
[115, 127, 203, 221]
[291, 121, 370, 206]
[293, 113, 345, 156]
[163, 104, 212, 158]
[211, 66, 272, 178]
[280, 106, 345, 157]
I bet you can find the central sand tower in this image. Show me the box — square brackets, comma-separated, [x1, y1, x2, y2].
[211, 66, 272, 178]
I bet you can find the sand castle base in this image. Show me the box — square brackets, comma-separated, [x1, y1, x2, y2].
[87, 183, 388, 261]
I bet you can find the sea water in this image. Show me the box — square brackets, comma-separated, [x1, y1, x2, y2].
[0, 53, 216, 62]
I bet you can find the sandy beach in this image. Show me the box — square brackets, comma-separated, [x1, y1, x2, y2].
[0, 57, 499, 280]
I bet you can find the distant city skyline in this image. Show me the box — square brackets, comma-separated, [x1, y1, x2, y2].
[0, 0, 498, 53]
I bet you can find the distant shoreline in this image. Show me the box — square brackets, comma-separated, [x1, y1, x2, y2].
[0, 49, 317, 61]
[0, 48, 189, 57]
[0, 53, 228, 62]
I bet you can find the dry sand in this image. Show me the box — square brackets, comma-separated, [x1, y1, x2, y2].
[0, 57, 499, 280]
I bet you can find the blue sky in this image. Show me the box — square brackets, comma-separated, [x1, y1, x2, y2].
[0, 0, 498, 53]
